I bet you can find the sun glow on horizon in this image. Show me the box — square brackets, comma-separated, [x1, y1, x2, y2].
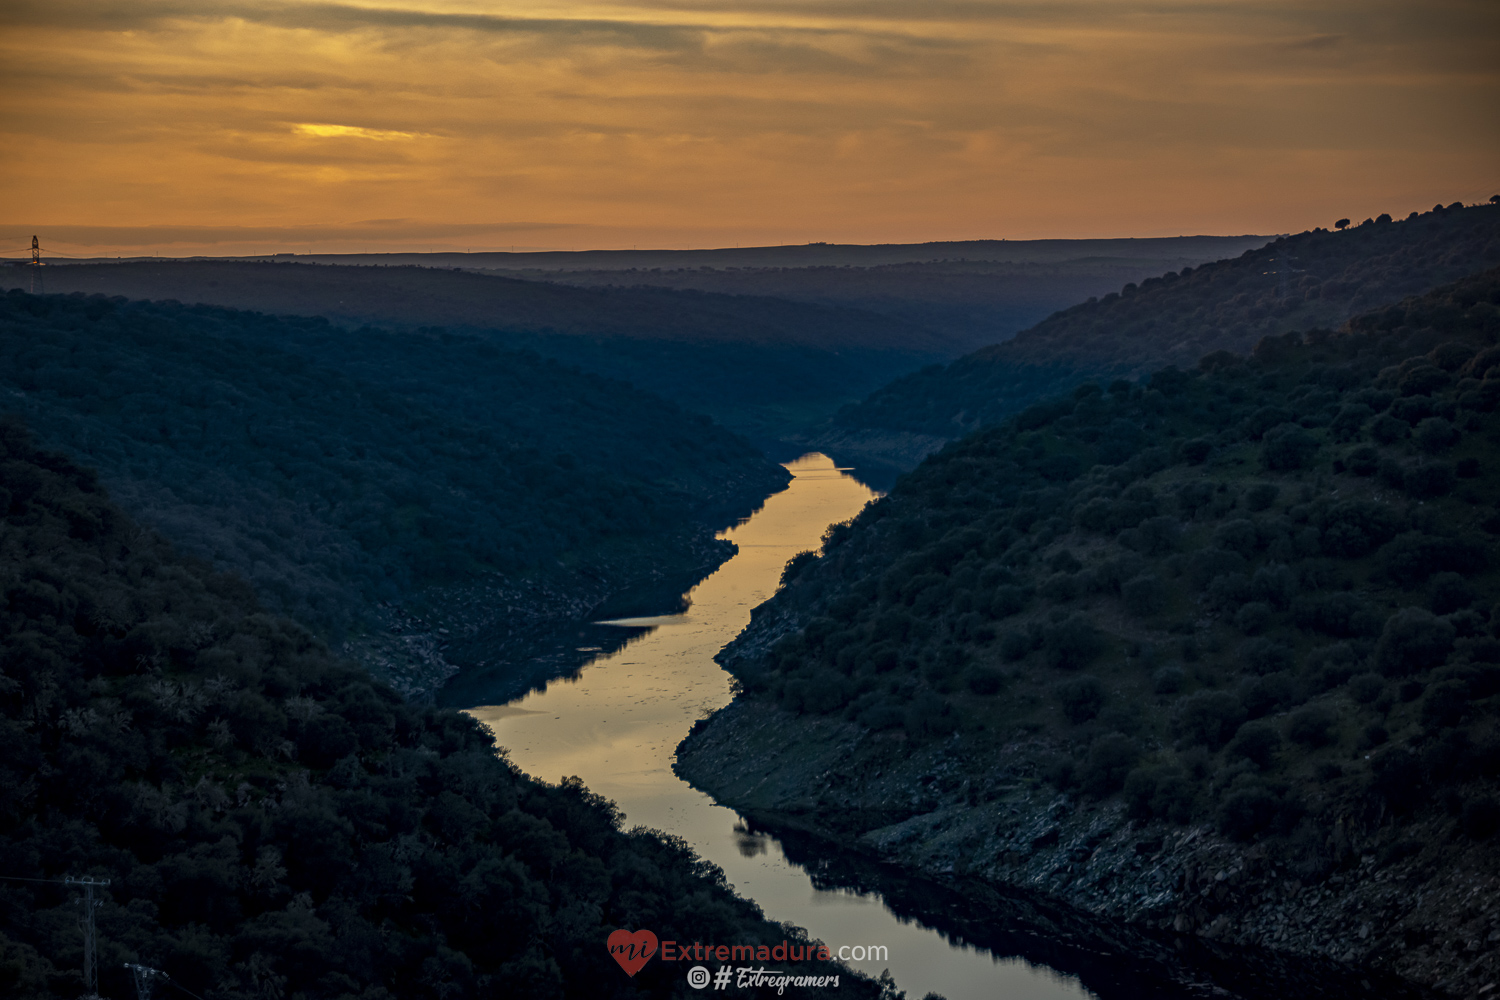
[0, 0, 1495, 255]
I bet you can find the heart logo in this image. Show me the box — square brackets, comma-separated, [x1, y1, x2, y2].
[607, 928, 658, 977]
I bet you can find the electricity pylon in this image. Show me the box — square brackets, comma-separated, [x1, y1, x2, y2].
[29, 235, 43, 294]
[66, 875, 110, 998]
[126, 963, 170, 1000]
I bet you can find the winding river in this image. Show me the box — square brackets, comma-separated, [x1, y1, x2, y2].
[465, 454, 1093, 1000]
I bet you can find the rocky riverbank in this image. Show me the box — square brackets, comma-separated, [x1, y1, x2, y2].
[676, 699, 1498, 998]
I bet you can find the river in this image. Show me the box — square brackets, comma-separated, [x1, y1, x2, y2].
[465, 454, 1094, 1000]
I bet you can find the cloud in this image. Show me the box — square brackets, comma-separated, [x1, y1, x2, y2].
[293, 123, 425, 140]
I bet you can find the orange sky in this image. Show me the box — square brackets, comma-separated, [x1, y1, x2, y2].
[1, 0, 1497, 256]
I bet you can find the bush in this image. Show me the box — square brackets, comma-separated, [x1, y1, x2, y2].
[1420, 679, 1471, 730]
[991, 584, 1030, 618]
[1213, 519, 1259, 557]
[1379, 532, 1485, 586]
[1240, 637, 1294, 675]
[1179, 438, 1214, 464]
[1153, 665, 1187, 694]
[1245, 483, 1280, 511]
[1207, 572, 1252, 609]
[1347, 672, 1386, 704]
[1044, 613, 1105, 669]
[966, 666, 1004, 696]
[1240, 672, 1296, 718]
[1284, 703, 1338, 748]
[1429, 572, 1476, 614]
[1079, 733, 1140, 796]
[1403, 461, 1456, 499]
[904, 690, 952, 738]
[1226, 721, 1282, 768]
[1216, 784, 1282, 841]
[1370, 414, 1408, 444]
[1188, 548, 1248, 587]
[1263, 423, 1319, 470]
[1057, 675, 1106, 723]
[1345, 445, 1380, 476]
[1235, 602, 1274, 634]
[1250, 563, 1297, 608]
[1173, 690, 1246, 748]
[1124, 763, 1197, 822]
[1413, 417, 1459, 454]
[1121, 574, 1167, 616]
[1375, 607, 1456, 676]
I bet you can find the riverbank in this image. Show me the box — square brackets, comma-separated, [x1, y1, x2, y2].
[676, 698, 1493, 997]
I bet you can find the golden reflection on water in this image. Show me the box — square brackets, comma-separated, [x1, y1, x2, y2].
[466, 454, 1092, 1000]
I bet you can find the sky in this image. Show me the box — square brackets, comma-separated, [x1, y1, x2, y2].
[1, 0, 1497, 256]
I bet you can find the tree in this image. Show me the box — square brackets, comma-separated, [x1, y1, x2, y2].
[1335, 218, 1350, 230]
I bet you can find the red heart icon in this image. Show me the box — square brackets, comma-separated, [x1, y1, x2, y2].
[607, 928, 658, 977]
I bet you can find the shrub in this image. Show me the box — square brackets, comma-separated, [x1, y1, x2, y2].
[1318, 500, 1404, 557]
[1293, 592, 1384, 637]
[1124, 763, 1197, 822]
[1263, 423, 1319, 470]
[1240, 637, 1295, 675]
[1213, 519, 1259, 557]
[1044, 613, 1105, 669]
[1380, 532, 1485, 586]
[1207, 572, 1252, 609]
[991, 584, 1030, 618]
[1347, 672, 1386, 704]
[1057, 675, 1106, 723]
[1121, 574, 1167, 616]
[1329, 405, 1372, 443]
[1420, 680, 1471, 730]
[1429, 572, 1475, 614]
[1245, 483, 1280, 511]
[1180, 438, 1214, 464]
[1403, 461, 1456, 499]
[966, 666, 1004, 696]
[1226, 721, 1282, 768]
[999, 629, 1031, 661]
[1375, 607, 1457, 675]
[1173, 690, 1246, 748]
[1079, 733, 1140, 796]
[1370, 414, 1408, 444]
[1216, 785, 1275, 840]
[1240, 672, 1296, 718]
[1284, 703, 1338, 748]
[904, 691, 952, 738]
[1250, 563, 1297, 609]
[1153, 665, 1187, 694]
[1345, 445, 1380, 476]
[1188, 548, 1248, 587]
[1235, 602, 1274, 634]
[1413, 417, 1459, 454]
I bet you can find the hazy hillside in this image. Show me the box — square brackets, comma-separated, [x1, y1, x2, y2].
[0, 423, 879, 1000]
[822, 203, 1500, 478]
[12, 261, 951, 452]
[681, 267, 1500, 993]
[0, 290, 788, 694]
[486, 254, 1265, 355]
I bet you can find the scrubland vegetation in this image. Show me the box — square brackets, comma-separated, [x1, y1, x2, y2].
[834, 203, 1500, 458]
[733, 267, 1500, 856]
[0, 289, 785, 657]
[0, 424, 875, 999]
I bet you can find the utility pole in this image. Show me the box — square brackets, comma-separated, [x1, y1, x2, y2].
[67, 875, 110, 998]
[126, 963, 169, 1000]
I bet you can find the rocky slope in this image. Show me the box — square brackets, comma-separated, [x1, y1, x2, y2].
[678, 699, 1490, 996]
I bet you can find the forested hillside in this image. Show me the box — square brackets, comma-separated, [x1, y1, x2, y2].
[483, 236, 1269, 351]
[0, 290, 788, 694]
[19, 262, 951, 451]
[685, 268, 1500, 993]
[0, 424, 877, 999]
[824, 202, 1500, 476]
